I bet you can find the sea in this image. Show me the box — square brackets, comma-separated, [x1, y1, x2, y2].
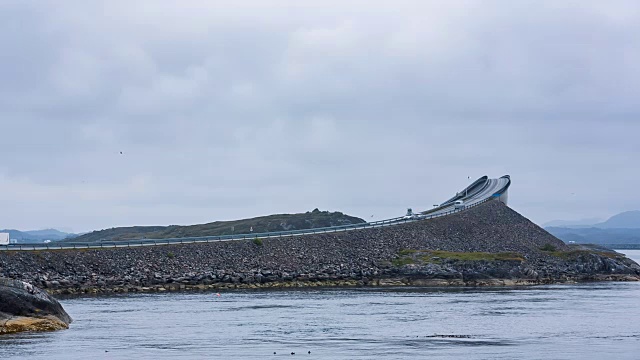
[2, 250, 639, 360]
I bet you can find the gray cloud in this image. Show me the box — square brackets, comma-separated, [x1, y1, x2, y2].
[1, 1, 639, 232]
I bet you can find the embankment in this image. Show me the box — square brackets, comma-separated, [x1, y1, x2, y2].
[1, 201, 638, 295]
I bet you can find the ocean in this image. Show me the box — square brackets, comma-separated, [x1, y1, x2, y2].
[2, 250, 639, 359]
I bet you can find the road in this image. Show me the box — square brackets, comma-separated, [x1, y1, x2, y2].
[1, 175, 511, 251]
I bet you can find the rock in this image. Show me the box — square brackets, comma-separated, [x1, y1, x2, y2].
[0, 278, 72, 335]
[1, 201, 639, 294]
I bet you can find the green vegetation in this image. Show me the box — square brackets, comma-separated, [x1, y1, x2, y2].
[392, 257, 415, 266]
[392, 249, 525, 267]
[398, 249, 418, 256]
[423, 250, 524, 262]
[62, 209, 365, 244]
[540, 244, 557, 252]
[595, 251, 626, 259]
[253, 237, 263, 246]
[166, 251, 175, 259]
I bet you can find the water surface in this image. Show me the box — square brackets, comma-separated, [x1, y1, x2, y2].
[2, 250, 639, 359]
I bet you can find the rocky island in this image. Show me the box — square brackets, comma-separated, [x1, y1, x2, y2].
[1, 201, 638, 297]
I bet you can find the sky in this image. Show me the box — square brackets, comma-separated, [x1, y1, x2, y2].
[1, 1, 639, 233]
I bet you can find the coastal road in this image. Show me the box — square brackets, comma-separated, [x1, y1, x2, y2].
[1, 175, 511, 251]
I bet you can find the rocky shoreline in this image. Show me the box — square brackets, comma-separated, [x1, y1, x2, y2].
[40, 273, 640, 296]
[1, 201, 639, 297]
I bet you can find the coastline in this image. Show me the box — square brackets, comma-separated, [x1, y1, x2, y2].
[2, 202, 639, 298]
[45, 273, 640, 296]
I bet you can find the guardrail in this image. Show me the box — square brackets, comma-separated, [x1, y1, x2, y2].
[0, 197, 495, 251]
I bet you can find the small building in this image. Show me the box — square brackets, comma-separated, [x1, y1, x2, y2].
[0, 233, 9, 246]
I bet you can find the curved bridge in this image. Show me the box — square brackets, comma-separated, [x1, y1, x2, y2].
[422, 175, 511, 217]
[1, 175, 511, 251]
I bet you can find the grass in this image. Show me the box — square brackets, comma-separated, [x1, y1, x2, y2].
[166, 251, 175, 259]
[253, 238, 263, 246]
[398, 249, 418, 256]
[595, 251, 626, 259]
[423, 250, 524, 262]
[392, 249, 525, 267]
[540, 244, 557, 252]
[392, 257, 415, 266]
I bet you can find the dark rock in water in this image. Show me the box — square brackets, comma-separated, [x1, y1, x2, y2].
[0, 278, 72, 335]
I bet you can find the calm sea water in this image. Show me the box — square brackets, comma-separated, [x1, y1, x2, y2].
[2, 250, 639, 360]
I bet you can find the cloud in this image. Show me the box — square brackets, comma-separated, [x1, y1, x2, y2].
[0, 1, 639, 231]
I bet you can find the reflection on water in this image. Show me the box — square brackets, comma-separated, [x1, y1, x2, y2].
[1, 250, 639, 360]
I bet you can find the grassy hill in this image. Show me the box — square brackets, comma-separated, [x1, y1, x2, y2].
[64, 209, 365, 243]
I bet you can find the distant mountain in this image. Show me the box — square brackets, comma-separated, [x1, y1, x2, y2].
[542, 218, 603, 228]
[593, 211, 640, 229]
[23, 229, 73, 240]
[63, 208, 366, 243]
[546, 226, 640, 248]
[543, 210, 640, 248]
[0, 229, 75, 243]
[0, 230, 29, 241]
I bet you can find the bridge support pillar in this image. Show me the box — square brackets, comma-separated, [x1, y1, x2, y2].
[497, 189, 509, 205]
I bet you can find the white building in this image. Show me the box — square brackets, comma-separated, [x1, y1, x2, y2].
[0, 232, 9, 245]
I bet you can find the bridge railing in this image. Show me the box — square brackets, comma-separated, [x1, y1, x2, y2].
[1, 197, 495, 251]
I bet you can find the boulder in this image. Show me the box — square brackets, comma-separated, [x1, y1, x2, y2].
[0, 278, 72, 335]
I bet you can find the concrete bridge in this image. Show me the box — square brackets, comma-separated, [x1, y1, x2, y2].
[1, 175, 511, 251]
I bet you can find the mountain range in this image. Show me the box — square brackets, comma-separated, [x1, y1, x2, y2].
[544, 210, 640, 248]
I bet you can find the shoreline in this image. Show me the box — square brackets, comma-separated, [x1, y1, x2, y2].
[3, 202, 640, 300]
[47, 274, 640, 297]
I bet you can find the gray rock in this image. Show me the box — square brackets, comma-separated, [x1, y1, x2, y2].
[0, 201, 638, 294]
[0, 278, 72, 334]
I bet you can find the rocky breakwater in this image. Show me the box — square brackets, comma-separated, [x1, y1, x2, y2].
[0, 278, 72, 334]
[0, 201, 639, 294]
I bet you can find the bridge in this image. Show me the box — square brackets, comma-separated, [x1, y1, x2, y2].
[1, 175, 511, 251]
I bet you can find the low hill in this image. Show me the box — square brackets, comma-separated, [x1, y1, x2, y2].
[64, 209, 365, 243]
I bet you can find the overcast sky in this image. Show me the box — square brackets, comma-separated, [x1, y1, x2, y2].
[1, 1, 639, 232]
